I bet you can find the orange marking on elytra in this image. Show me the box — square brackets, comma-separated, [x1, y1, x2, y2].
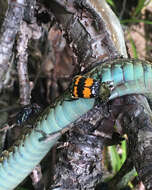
[84, 78, 94, 87]
[74, 76, 82, 85]
[73, 86, 78, 97]
[83, 88, 91, 98]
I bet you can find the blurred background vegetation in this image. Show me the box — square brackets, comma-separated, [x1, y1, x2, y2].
[107, 0, 152, 59]
[103, 1, 152, 189]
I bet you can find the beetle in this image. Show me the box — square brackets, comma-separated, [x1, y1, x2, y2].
[71, 75, 100, 98]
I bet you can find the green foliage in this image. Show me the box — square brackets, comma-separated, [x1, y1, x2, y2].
[106, 0, 115, 8]
[108, 140, 127, 174]
[121, 19, 152, 25]
[120, 0, 152, 25]
[133, 0, 147, 16]
[117, 168, 137, 189]
[128, 32, 138, 58]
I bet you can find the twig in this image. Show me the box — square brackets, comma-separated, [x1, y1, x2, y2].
[16, 21, 32, 105]
[0, 0, 26, 92]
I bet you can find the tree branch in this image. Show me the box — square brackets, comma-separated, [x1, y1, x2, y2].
[0, 0, 26, 92]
